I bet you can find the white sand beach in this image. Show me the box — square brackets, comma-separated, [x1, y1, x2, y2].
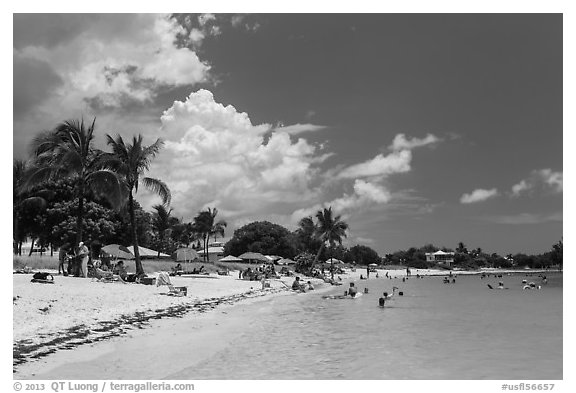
[14, 266, 553, 378]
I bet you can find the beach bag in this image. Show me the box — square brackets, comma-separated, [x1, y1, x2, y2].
[33, 272, 51, 280]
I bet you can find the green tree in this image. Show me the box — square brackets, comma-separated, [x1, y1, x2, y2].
[348, 244, 381, 265]
[47, 199, 120, 249]
[151, 204, 178, 256]
[105, 134, 171, 275]
[13, 159, 54, 255]
[224, 221, 298, 258]
[313, 207, 349, 279]
[193, 208, 227, 262]
[23, 119, 125, 246]
[294, 216, 323, 255]
[551, 239, 563, 269]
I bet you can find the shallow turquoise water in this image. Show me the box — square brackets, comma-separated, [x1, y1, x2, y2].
[175, 273, 562, 379]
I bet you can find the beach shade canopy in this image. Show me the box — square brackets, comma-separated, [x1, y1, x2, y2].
[277, 258, 296, 265]
[219, 255, 243, 262]
[238, 252, 268, 262]
[172, 248, 200, 262]
[101, 244, 134, 260]
[369, 263, 379, 267]
[127, 245, 170, 258]
[325, 258, 343, 264]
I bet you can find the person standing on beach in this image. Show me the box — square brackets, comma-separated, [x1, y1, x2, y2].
[77, 242, 89, 278]
[58, 244, 69, 275]
[366, 266, 370, 279]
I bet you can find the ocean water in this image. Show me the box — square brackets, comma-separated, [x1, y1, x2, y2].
[175, 273, 562, 380]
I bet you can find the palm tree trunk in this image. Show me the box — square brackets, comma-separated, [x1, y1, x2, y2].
[204, 233, 209, 262]
[75, 183, 85, 245]
[28, 237, 35, 256]
[313, 242, 325, 269]
[129, 192, 144, 275]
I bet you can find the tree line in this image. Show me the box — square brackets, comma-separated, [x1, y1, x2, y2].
[13, 118, 230, 276]
[14, 118, 561, 273]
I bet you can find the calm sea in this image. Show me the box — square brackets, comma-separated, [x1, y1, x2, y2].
[173, 272, 562, 380]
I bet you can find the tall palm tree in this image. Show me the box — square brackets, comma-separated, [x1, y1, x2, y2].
[151, 204, 174, 257]
[193, 207, 227, 262]
[23, 119, 125, 246]
[105, 134, 171, 276]
[313, 207, 349, 279]
[192, 210, 212, 262]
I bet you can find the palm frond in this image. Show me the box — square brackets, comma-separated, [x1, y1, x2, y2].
[142, 177, 171, 206]
[86, 169, 127, 210]
[20, 165, 57, 192]
[19, 196, 49, 210]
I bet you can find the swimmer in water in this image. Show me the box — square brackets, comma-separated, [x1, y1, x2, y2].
[348, 282, 358, 298]
[379, 296, 386, 307]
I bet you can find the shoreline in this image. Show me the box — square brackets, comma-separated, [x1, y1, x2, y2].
[14, 279, 338, 379]
[13, 267, 559, 377]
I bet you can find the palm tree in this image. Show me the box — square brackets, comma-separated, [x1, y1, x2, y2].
[297, 216, 320, 254]
[210, 212, 227, 243]
[313, 207, 349, 279]
[105, 134, 171, 276]
[193, 207, 227, 262]
[23, 119, 125, 247]
[192, 210, 212, 262]
[151, 204, 175, 257]
[13, 159, 53, 255]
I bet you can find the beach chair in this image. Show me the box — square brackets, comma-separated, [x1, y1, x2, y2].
[157, 272, 187, 296]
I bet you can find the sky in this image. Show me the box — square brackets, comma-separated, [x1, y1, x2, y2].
[12, 13, 563, 256]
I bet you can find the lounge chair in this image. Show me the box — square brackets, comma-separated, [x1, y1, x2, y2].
[157, 272, 187, 296]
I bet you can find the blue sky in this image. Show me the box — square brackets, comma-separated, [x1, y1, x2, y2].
[12, 13, 563, 256]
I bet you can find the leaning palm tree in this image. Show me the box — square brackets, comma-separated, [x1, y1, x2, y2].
[105, 134, 171, 276]
[313, 206, 349, 279]
[22, 119, 125, 246]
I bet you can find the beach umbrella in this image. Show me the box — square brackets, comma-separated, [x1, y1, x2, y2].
[277, 258, 296, 265]
[128, 245, 170, 258]
[238, 252, 268, 263]
[172, 247, 199, 262]
[219, 255, 243, 262]
[325, 258, 343, 264]
[369, 263, 378, 267]
[101, 244, 134, 260]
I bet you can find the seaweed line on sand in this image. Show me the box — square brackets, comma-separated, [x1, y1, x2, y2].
[13, 287, 288, 372]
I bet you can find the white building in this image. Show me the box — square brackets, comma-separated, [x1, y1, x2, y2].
[197, 242, 225, 262]
[425, 250, 455, 267]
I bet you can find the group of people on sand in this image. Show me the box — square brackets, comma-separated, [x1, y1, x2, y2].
[240, 264, 279, 281]
[58, 241, 130, 281]
[291, 276, 315, 292]
[57, 242, 90, 277]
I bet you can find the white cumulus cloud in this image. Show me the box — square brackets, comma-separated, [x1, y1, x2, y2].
[337, 150, 412, 179]
[145, 89, 324, 221]
[15, 14, 210, 110]
[510, 169, 563, 197]
[389, 133, 440, 151]
[273, 123, 327, 135]
[460, 188, 499, 204]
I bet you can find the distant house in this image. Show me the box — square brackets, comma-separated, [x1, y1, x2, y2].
[425, 250, 455, 267]
[197, 242, 225, 262]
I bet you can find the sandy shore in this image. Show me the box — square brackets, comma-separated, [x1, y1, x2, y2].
[13, 266, 554, 377]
